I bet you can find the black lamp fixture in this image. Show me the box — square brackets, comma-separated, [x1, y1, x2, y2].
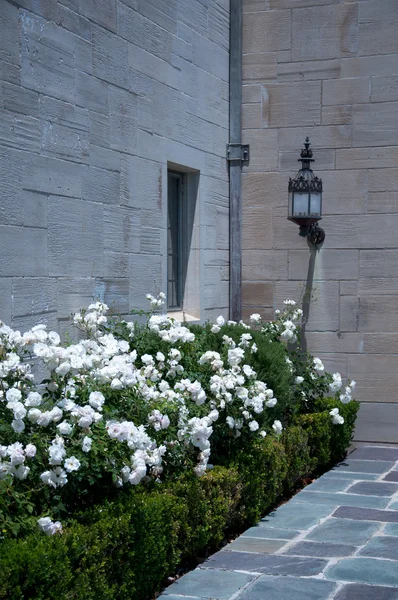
[288, 137, 325, 247]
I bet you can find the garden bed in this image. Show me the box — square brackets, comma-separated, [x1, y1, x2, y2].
[0, 295, 358, 599]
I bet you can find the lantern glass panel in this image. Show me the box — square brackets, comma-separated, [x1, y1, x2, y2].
[288, 191, 293, 217]
[293, 192, 310, 217]
[310, 192, 321, 216]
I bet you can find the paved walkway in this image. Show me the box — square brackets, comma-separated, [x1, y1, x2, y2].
[159, 445, 398, 600]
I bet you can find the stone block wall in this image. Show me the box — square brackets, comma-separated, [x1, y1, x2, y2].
[242, 0, 398, 442]
[0, 0, 230, 334]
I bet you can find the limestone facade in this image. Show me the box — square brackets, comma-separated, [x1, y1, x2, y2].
[0, 0, 230, 335]
[241, 0, 398, 441]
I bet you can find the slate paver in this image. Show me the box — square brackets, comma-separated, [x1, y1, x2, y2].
[333, 506, 398, 522]
[359, 535, 398, 560]
[260, 502, 332, 530]
[306, 517, 380, 545]
[292, 490, 389, 509]
[334, 583, 398, 600]
[226, 537, 287, 553]
[161, 446, 398, 600]
[201, 551, 327, 576]
[159, 596, 201, 600]
[331, 459, 395, 474]
[241, 526, 298, 539]
[283, 540, 356, 557]
[349, 446, 398, 462]
[321, 470, 379, 480]
[326, 557, 398, 586]
[346, 481, 398, 496]
[385, 523, 398, 536]
[304, 477, 351, 492]
[235, 575, 336, 600]
[161, 569, 255, 598]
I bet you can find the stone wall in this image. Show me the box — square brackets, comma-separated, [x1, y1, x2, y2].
[241, 0, 398, 442]
[0, 0, 230, 335]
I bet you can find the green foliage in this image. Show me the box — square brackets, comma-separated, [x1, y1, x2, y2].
[282, 425, 314, 493]
[0, 412, 357, 600]
[232, 436, 288, 527]
[295, 411, 332, 471]
[315, 398, 360, 463]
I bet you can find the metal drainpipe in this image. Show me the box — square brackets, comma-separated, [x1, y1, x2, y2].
[229, 0, 243, 321]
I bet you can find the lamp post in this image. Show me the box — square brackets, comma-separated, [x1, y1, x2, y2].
[288, 137, 325, 248]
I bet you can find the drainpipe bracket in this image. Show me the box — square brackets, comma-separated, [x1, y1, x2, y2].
[227, 143, 250, 163]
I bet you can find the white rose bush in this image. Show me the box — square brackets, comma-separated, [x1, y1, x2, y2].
[0, 294, 357, 544]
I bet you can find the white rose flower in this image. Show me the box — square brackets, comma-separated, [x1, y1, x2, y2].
[64, 456, 81, 473]
[89, 391, 105, 410]
[272, 420, 283, 435]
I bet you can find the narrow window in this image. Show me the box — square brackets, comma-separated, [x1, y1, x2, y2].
[167, 171, 185, 310]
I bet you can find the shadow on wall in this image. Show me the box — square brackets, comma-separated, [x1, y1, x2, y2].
[299, 245, 318, 354]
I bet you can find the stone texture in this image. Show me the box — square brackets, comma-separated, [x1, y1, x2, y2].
[40, 96, 89, 162]
[292, 4, 358, 61]
[359, 0, 398, 56]
[324, 78, 370, 105]
[359, 536, 398, 560]
[307, 518, 379, 546]
[353, 102, 398, 147]
[333, 459, 395, 474]
[342, 55, 398, 79]
[23, 155, 83, 198]
[262, 81, 321, 128]
[385, 524, 398, 536]
[294, 490, 388, 509]
[0, 226, 47, 277]
[333, 506, 398, 522]
[242, 206, 272, 250]
[93, 26, 129, 89]
[351, 446, 398, 462]
[371, 76, 398, 102]
[20, 11, 75, 103]
[348, 482, 398, 497]
[322, 105, 353, 126]
[243, 250, 287, 281]
[336, 146, 398, 169]
[242, 129, 278, 172]
[162, 568, 254, 598]
[356, 404, 398, 443]
[278, 60, 340, 81]
[326, 557, 398, 586]
[334, 583, 398, 600]
[202, 551, 327, 576]
[236, 576, 336, 600]
[288, 250, 358, 280]
[261, 502, 333, 530]
[279, 125, 351, 150]
[48, 197, 103, 277]
[0, 147, 23, 226]
[284, 541, 356, 558]
[0, 279, 11, 325]
[242, 282, 274, 307]
[242, 526, 298, 540]
[243, 11, 291, 54]
[227, 537, 287, 553]
[242, 53, 277, 81]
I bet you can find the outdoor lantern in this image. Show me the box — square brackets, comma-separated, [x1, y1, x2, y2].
[288, 137, 325, 247]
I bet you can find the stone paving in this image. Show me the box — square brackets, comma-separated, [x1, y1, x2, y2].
[159, 445, 398, 599]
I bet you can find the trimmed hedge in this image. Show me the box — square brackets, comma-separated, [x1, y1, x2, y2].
[0, 399, 358, 600]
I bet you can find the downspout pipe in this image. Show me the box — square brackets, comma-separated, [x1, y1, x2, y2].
[229, 0, 243, 321]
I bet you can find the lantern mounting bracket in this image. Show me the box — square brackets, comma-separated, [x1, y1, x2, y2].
[226, 143, 250, 163]
[300, 223, 325, 249]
